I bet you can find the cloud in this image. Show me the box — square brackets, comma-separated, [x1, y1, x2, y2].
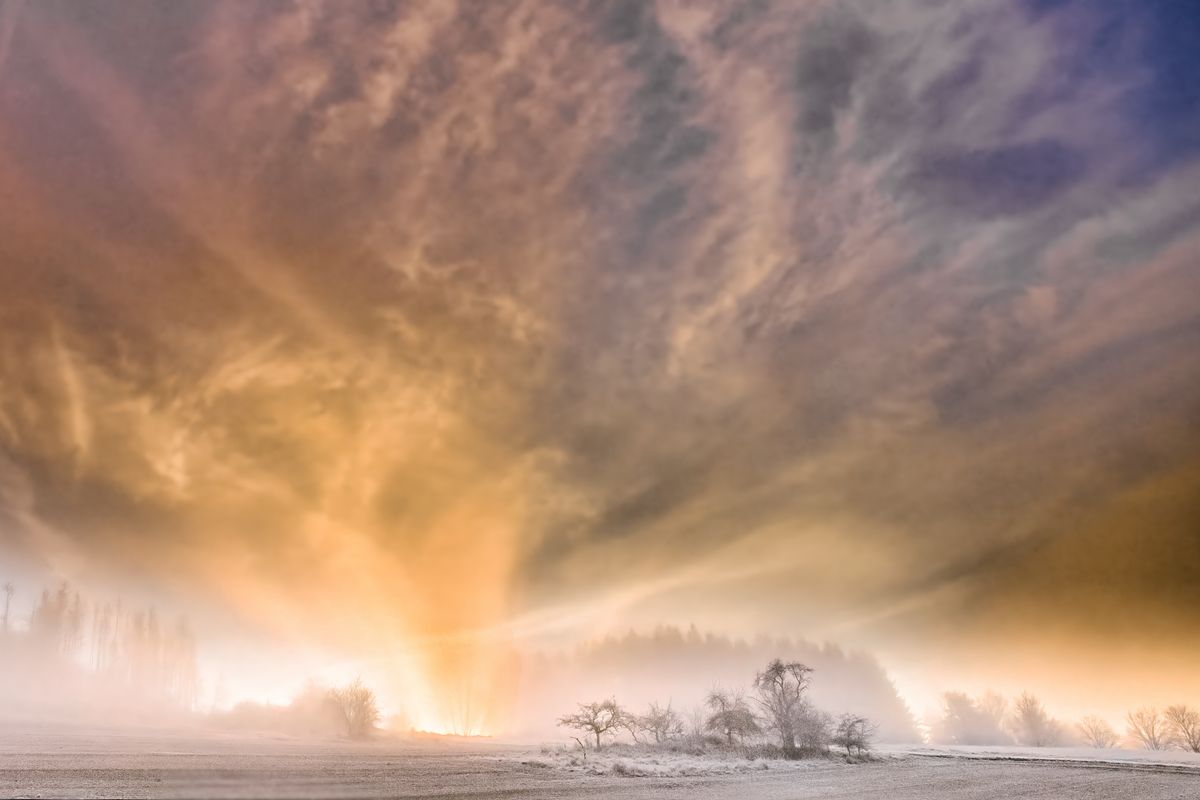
[792, 5, 876, 142]
[0, 0, 1196, 723]
[909, 139, 1087, 218]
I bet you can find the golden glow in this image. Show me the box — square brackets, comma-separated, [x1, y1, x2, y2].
[0, 0, 1197, 735]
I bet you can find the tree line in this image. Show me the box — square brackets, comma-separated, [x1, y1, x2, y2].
[1, 581, 199, 710]
[558, 658, 876, 759]
[933, 690, 1200, 752]
[527, 625, 917, 741]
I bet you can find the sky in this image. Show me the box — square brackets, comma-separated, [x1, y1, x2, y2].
[0, 0, 1198, 732]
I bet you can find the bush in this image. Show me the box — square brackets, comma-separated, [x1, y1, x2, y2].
[831, 713, 876, 757]
[328, 678, 380, 739]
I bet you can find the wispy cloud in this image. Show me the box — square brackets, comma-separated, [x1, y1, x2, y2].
[0, 0, 1196, 721]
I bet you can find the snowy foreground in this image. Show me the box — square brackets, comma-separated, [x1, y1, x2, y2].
[1, 724, 1197, 799]
[883, 742, 1200, 771]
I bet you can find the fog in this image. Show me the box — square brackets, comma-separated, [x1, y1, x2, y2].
[7, 574, 1198, 755]
[0, 581, 198, 728]
[0, 577, 915, 739]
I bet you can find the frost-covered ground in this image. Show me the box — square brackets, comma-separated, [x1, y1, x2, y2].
[884, 743, 1200, 770]
[2, 723, 1197, 799]
[507, 743, 849, 778]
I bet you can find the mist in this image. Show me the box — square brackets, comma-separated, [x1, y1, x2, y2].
[0, 575, 916, 739]
[5, 572, 1192, 755]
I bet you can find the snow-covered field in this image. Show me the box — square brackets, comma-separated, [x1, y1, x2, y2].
[884, 743, 1200, 771]
[2, 724, 1197, 799]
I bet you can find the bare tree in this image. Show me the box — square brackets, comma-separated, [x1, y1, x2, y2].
[1010, 692, 1062, 747]
[1126, 707, 1167, 750]
[831, 713, 877, 758]
[1077, 716, 1119, 749]
[629, 701, 683, 744]
[558, 699, 626, 750]
[753, 659, 814, 756]
[1165, 705, 1200, 753]
[328, 678, 380, 739]
[705, 688, 760, 745]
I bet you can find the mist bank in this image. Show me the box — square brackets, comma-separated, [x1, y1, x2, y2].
[6, 592, 1199, 757]
[0, 582, 199, 727]
[7, 576, 1199, 756]
[509, 627, 917, 742]
[0, 582, 913, 742]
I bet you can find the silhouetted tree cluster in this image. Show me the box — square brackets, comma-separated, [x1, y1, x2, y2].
[932, 691, 1012, 745]
[1122, 706, 1200, 752]
[3, 580, 199, 710]
[559, 659, 873, 759]
[529, 626, 918, 742]
[934, 693, 1200, 752]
